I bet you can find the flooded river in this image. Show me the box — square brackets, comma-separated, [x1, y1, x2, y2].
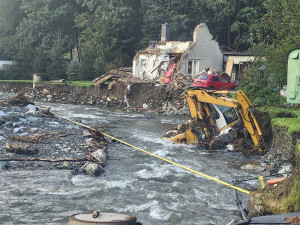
[0, 103, 260, 225]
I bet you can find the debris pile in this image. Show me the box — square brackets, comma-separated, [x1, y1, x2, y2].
[93, 67, 133, 86]
[0, 92, 33, 106]
[0, 95, 108, 176]
[167, 71, 194, 91]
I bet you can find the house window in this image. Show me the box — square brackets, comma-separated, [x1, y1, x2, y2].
[141, 59, 146, 67]
[187, 60, 200, 76]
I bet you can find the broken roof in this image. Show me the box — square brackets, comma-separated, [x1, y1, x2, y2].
[138, 41, 192, 56]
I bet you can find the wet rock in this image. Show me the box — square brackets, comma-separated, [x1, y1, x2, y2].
[30, 128, 39, 133]
[278, 164, 292, 174]
[0, 111, 7, 118]
[63, 162, 70, 168]
[88, 99, 95, 105]
[25, 104, 37, 111]
[42, 88, 50, 95]
[13, 127, 21, 133]
[83, 163, 103, 176]
[26, 110, 36, 115]
[66, 124, 80, 129]
[241, 164, 265, 173]
[0, 162, 9, 170]
[27, 116, 39, 123]
[1, 113, 24, 123]
[260, 170, 270, 177]
[46, 95, 53, 102]
[226, 144, 234, 151]
[92, 148, 107, 163]
[178, 105, 189, 115]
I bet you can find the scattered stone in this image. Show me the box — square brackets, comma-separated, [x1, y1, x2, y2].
[278, 164, 292, 174]
[0, 96, 107, 176]
[26, 104, 37, 111]
[82, 163, 103, 176]
[91, 149, 107, 163]
[241, 164, 265, 173]
[260, 170, 271, 177]
[63, 161, 70, 168]
[0, 111, 7, 118]
[13, 128, 21, 133]
[226, 144, 234, 151]
[0, 161, 9, 170]
[42, 89, 50, 95]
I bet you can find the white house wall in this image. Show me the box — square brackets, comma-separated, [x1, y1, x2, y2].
[133, 54, 166, 80]
[180, 24, 223, 76]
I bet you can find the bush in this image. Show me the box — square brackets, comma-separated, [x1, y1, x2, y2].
[240, 64, 286, 106]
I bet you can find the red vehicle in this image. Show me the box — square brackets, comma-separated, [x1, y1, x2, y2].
[193, 74, 238, 90]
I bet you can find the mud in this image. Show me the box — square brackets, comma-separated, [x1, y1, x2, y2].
[0, 81, 184, 112]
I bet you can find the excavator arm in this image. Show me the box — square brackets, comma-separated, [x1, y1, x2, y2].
[162, 89, 264, 151]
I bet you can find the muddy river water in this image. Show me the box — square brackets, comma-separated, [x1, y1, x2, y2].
[0, 103, 261, 225]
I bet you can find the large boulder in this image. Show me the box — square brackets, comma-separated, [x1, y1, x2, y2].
[82, 163, 103, 176]
[91, 148, 107, 163]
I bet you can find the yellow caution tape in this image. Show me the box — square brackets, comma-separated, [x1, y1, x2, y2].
[36, 105, 251, 195]
[259, 176, 265, 189]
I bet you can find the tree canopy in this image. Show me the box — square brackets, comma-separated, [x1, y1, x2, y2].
[0, 0, 298, 86]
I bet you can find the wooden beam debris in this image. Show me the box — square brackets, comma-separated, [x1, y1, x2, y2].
[9, 132, 59, 143]
[0, 156, 106, 167]
[5, 143, 39, 155]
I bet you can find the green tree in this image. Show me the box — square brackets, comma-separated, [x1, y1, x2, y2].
[66, 60, 79, 81]
[250, 0, 300, 86]
[0, 0, 79, 80]
[77, 0, 143, 74]
[0, 0, 25, 59]
[78, 45, 97, 80]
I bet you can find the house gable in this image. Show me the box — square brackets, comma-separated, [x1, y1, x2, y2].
[180, 23, 223, 76]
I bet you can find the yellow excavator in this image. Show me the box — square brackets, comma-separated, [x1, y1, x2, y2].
[162, 88, 264, 151]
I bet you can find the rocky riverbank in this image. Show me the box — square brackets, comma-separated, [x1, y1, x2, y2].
[0, 81, 188, 115]
[0, 94, 108, 176]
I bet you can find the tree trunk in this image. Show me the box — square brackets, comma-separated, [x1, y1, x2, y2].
[227, 15, 231, 48]
[75, 30, 83, 64]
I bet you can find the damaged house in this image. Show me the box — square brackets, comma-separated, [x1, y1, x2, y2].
[132, 23, 253, 82]
[132, 23, 223, 81]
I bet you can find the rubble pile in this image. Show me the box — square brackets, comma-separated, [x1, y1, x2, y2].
[167, 72, 194, 91]
[93, 67, 133, 86]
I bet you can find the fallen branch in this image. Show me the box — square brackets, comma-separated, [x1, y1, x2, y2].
[9, 132, 59, 143]
[0, 157, 106, 167]
[5, 143, 38, 155]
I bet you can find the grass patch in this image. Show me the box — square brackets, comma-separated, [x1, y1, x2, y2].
[0, 80, 94, 87]
[67, 81, 94, 87]
[283, 179, 300, 212]
[252, 107, 300, 216]
[297, 140, 300, 157]
[0, 80, 33, 83]
[258, 107, 300, 135]
[252, 171, 300, 215]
